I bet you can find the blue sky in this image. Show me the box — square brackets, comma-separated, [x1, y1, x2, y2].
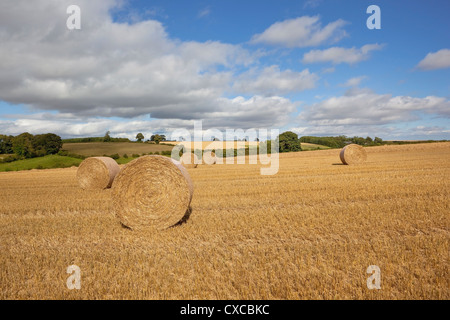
[0, 0, 449, 140]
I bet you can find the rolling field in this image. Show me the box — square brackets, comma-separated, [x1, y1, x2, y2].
[62, 142, 173, 156]
[0, 155, 82, 172]
[165, 140, 330, 151]
[162, 140, 259, 150]
[0, 142, 449, 299]
[300, 142, 331, 151]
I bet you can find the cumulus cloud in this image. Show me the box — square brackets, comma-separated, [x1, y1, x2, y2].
[0, 0, 303, 131]
[204, 95, 298, 128]
[250, 16, 348, 48]
[411, 125, 450, 136]
[298, 89, 450, 126]
[416, 49, 450, 70]
[302, 44, 384, 64]
[232, 66, 319, 95]
[0, 116, 185, 140]
[0, 95, 297, 138]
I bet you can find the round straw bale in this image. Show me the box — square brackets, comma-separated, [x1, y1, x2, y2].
[340, 144, 367, 165]
[111, 155, 194, 230]
[77, 157, 120, 190]
[180, 152, 199, 168]
[203, 150, 217, 165]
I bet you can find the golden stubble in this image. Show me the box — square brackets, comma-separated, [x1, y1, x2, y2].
[0, 142, 449, 299]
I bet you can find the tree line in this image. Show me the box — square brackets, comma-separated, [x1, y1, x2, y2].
[258, 132, 386, 153]
[63, 131, 131, 143]
[62, 132, 167, 144]
[0, 133, 63, 160]
[299, 135, 384, 148]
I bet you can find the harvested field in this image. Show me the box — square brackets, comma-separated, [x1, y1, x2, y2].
[0, 142, 449, 299]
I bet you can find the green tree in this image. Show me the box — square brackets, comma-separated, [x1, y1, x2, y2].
[136, 133, 144, 142]
[374, 137, 383, 145]
[352, 136, 366, 146]
[12, 132, 35, 158]
[0, 135, 14, 154]
[45, 133, 63, 154]
[278, 131, 302, 153]
[33, 133, 63, 155]
[103, 131, 111, 142]
[154, 135, 162, 144]
[151, 134, 163, 144]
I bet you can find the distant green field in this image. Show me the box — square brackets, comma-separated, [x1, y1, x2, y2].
[301, 143, 331, 151]
[0, 155, 82, 172]
[62, 142, 173, 157]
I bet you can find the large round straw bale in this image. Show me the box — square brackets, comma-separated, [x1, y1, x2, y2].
[111, 155, 194, 230]
[340, 144, 367, 165]
[77, 157, 120, 190]
[203, 150, 217, 165]
[180, 152, 199, 168]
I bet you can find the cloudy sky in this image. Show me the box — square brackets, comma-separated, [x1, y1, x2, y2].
[0, 0, 449, 140]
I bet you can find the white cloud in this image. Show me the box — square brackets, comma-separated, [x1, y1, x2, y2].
[411, 125, 450, 136]
[321, 67, 335, 74]
[417, 49, 450, 70]
[250, 16, 348, 48]
[205, 95, 298, 128]
[298, 89, 450, 126]
[1, 0, 298, 130]
[198, 7, 211, 18]
[0, 117, 192, 140]
[339, 76, 367, 87]
[303, 0, 322, 9]
[0, 95, 298, 137]
[302, 44, 384, 64]
[232, 66, 319, 95]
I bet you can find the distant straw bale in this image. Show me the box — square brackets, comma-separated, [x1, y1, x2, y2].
[77, 157, 120, 190]
[203, 150, 217, 165]
[180, 152, 199, 168]
[340, 144, 367, 165]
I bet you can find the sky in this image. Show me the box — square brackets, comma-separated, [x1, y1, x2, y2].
[0, 0, 449, 141]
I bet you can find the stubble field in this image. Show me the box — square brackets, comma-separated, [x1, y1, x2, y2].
[0, 142, 448, 299]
